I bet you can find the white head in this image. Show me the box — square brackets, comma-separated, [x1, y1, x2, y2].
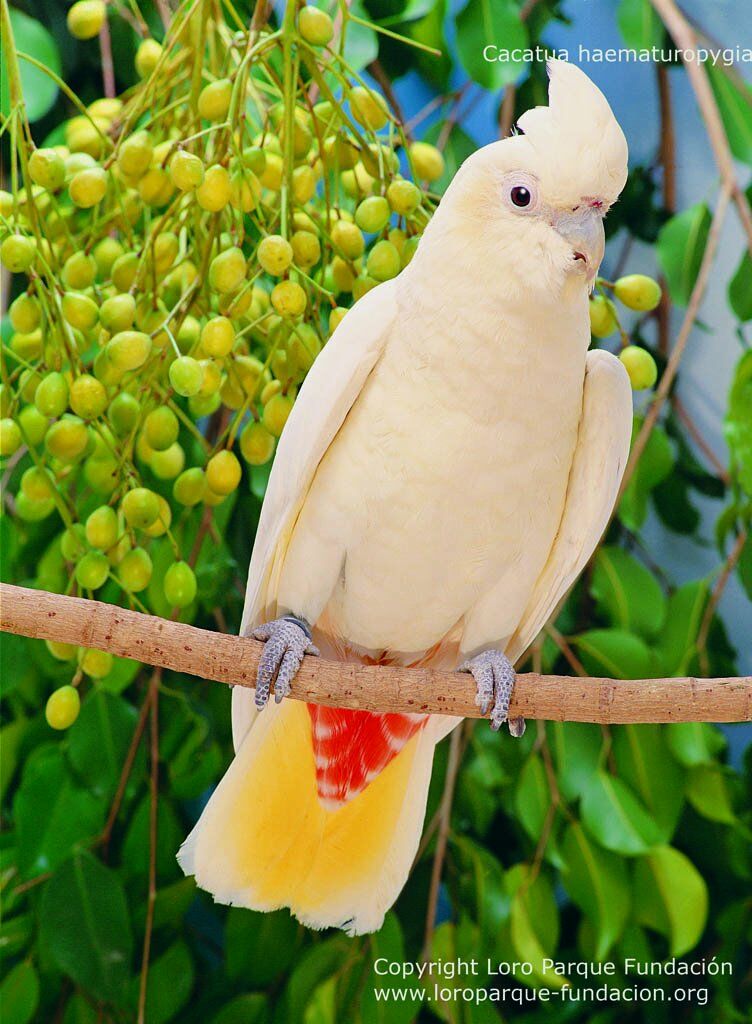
[412, 60, 628, 299]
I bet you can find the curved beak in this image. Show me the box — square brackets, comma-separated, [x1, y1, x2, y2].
[554, 208, 605, 283]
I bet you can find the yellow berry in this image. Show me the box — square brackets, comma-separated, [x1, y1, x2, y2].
[169, 150, 204, 191]
[121, 487, 160, 528]
[209, 247, 246, 293]
[79, 648, 113, 678]
[69, 166, 107, 208]
[349, 87, 389, 131]
[135, 38, 162, 78]
[291, 230, 321, 269]
[0, 235, 36, 273]
[589, 295, 619, 338]
[9, 294, 41, 333]
[45, 416, 89, 461]
[67, 0, 105, 39]
[240, 421, 275, 465]
[196, 164, 232, 212]
[613, 275, 662, 312]
[100, 293, 136, 332]
[386, 178, 421, 216]
[258, 235, 293, 276]
[62, 292, 99, 331]
[408, 141, 445, 183]
[163, 561, 196, 607]
[271, 280, 307, 318]
[117, 130, 153, 179]
[86, 505, 119, 549]
[118, 547, 153, 592]
[142, 494, 172, 537]
[63, 252, 97, 290]
[206, 449, 242, 495]
[45, 686, 80, 730]
[332, 220, 365, 260]
[107, 330, 152, 371]
[299, 5, 334, 46]
[366, 240, 400, 281]
[620, 345, 658, 390]
[70, 374, 107, 419]
[173, 467, 206, 506]
[329, 306, 347, 334]
[201, 316, 234, 357]
[262, 393, 293, 437]
[198, 79, 232, 121]
[0, 418, 22, 456]
[29, 148, 66, 191]
[46, 640, 78, 661]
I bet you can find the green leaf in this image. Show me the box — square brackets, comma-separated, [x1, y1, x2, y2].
[551, 722, 604, 801]
[122, 795, 183, 882]
[738, 533, 752, 600]
[0, 10, 61, 123]
[40, 850, 133, 1004]
[591, 546, 666, 639]
[666, 721, 726, 767]
[361, 913, 423, 1024]
[129, 941, 194, 1024]
[0, 961, 39, 1024]
[506, 866, 567, 988]
[707, 65, 752, 164]
[561, 823, 630, 959]
[0, 717, 28, 803]
[619, 422, 674, 529]
[657, 203, 711, 306]
[514, 754, 551, 840]
[14, 746, 104, 879]
[580, 771, 662, 855]
[654, 580, 709, 675]
[282, 937, 351, 1024]
[725, 349, 752, 495]
[63, 993, 100, 1024]
[0, 912, 33, 958]
[729, 251, 752, 321]
[212, 995, 268, 1024]
[572, 628, 652, 679]
[68, 691, 141, 801]
[686, 765, 736, 824]
[612, 726, 685, 840]
[225, 907, 300, 988]
[455, 0, 529, 90]
[133, 877, 197, 932]
[633, 846, 708, 956]
[617, 0, 663, 49]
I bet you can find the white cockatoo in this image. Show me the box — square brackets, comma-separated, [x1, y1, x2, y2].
[179, 59, 633, 935]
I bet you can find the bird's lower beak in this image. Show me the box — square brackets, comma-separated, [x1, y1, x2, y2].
[554, 208, 605, 283]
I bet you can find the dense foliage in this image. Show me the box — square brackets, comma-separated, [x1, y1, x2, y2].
[1, 1, 750, 1022]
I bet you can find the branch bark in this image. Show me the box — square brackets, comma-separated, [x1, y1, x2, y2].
[1, 584, 749, 723]
[649, 0, 752, 253]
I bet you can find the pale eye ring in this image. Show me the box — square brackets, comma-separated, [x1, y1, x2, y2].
[502, 173, 540, 215]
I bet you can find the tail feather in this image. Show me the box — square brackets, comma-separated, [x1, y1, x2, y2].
[178, 696, 437, 934]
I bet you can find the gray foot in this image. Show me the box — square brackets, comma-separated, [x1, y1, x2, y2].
[459, 650, 526, 736]
[250, 615, 319, 710]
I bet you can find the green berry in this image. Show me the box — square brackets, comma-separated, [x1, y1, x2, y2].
[386, 179, 421, 216]
[299, 5, 334, 46]
[69, 374, 107, 419]
[86, 505, 118, 549]
[35, 372, 69, 417]
[620, 345, 658, 390]
[163, 560, 197, 608]
[69, 166, 107, 208]
[100, 293, 136, 333]
[45, 416, 89, 461]
[355, 196, 390, 234]
[240, 421, 275, 465]
[135, 38, 162, 78]
[173, 467, 206, 506]
[61, 524, 87, 561]
[76, 550, 110, 589]
[21, 466, 54, 501]
[107, 331, 152, 370]
[46, 640, 78, 661]
[201, 316, 234, 357]
[366, 240, 400, 281]
[0, 234, 36, 273]
[46, 686, 81, 729]
[349, 87, 389, 131]
[150, 442, 185, 479]
[144, 406, 179, 450]
[107, 393, 140, 438]
[589, 295, 619, 338]
[79, 648, 113, 678]
[121, 487, 160, 528]
[117, 130, 153, 178]
[408, 142, 445, 183]
[169, 356, 204, 397]
[331, 220, 364, 260]
[262, 394, 293, 437]
[613, 274, 662, 312]
[62, 292, 99, 331]
[63, 252, 97, 290]
[29, 148, 66, 191]
[209, 247, 246, 293]
[118, 547, 153, 592]
[198, 79, 232, 121]
[169, 150, 205, 191]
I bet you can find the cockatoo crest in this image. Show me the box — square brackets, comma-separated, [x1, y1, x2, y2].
[515, 59, 628, 207]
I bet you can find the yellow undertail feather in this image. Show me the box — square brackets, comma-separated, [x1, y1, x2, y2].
[178, 699, 437, 934]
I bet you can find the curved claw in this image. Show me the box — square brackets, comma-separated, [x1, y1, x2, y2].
[459, 650, 525, 736]
[250, 616, 319, 710]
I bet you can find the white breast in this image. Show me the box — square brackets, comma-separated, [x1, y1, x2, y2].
[278, 275, 589, 661]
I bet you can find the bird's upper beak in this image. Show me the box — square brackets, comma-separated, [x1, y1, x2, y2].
[554, 207, 605, 284]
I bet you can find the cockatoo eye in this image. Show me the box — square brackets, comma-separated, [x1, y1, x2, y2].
[502, 174, 540, 215]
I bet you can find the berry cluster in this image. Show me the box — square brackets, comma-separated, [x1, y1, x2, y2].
[1, 3, 444, 727]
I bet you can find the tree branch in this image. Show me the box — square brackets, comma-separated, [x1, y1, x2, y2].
[649, 0, 752, 253]
[1, 584, 749, 723]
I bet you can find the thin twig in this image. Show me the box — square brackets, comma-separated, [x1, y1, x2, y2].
[673, 394, 730, 484]
[137, 668, 161, 1024]
[697, 530, 748, 675]
[422, 726, 463, 961]
[649, 0, 752, 253]
[656, 61, 676, 356]
[101, 686, 153, 854]
[620, 184, 732, 494]
[98, 18, 116, 99]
